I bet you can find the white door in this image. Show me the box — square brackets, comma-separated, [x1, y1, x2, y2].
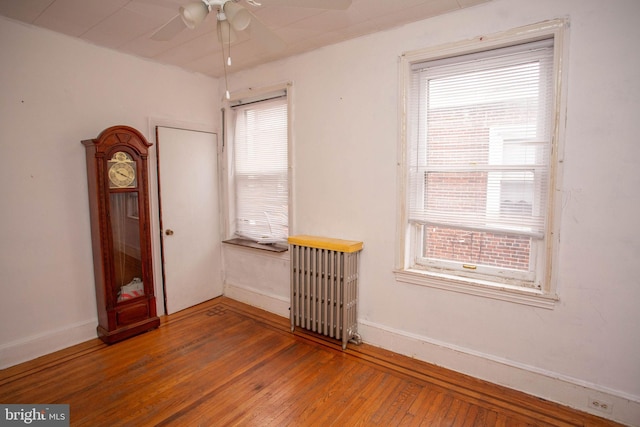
[157, 126, 222, 314]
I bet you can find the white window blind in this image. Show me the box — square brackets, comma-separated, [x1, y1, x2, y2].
[232, 94, 288, 243]
[408, 39, 554, 239]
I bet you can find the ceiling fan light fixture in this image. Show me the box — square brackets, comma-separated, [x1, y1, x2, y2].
[180, 2, 210, 30]
[223, 1, 251, 32]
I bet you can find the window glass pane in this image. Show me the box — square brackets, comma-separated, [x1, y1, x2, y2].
[408, 39, 554, 284]
[422, 225, 532, 272]
[235, 103, 288, 174]
[233, 96, 288, 243]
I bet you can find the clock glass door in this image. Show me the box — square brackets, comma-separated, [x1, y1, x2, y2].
[110, 192, 144, 303]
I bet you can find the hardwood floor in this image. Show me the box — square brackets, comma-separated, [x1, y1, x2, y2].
[0, 297, 622, 426]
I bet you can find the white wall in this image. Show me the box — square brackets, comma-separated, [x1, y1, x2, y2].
[0, 17, 219, 367]
[222, 0, 640, 424]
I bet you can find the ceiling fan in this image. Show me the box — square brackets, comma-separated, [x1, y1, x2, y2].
[150, 0, 351, 98]
[151, 0, 353, 50]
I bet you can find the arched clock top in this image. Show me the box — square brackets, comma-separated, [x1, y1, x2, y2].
[83, 125, 152, 156]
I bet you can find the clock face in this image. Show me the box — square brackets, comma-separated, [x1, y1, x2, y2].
[108, 152, 137, 188]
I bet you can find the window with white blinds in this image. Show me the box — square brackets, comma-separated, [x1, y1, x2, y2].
[231, 94, 288, 243]
[405, 38, 556, 288]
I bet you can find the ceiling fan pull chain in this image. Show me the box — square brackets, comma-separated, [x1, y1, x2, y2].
[227, 17, 232, 66]
[216, 14, 231, 99]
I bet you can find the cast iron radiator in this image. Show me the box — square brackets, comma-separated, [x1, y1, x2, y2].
[289, 235, 363, 350]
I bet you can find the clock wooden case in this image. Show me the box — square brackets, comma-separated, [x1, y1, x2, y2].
[82, 125, 160, 344]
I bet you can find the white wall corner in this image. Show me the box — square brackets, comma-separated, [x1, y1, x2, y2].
[358, 319, 640, 427]
[223, 282, 290, 318]
[0, 320, 97, 370]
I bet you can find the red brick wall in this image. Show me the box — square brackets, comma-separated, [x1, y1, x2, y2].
[423, 226, 531, 271]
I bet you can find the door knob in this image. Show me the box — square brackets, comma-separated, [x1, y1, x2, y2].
[165, 229, 174, 236]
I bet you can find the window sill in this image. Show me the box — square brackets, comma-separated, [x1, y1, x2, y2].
[393, 268, 558, 309]
[222, 238, 288, 253]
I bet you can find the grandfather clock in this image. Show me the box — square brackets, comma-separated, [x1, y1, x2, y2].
[82, 125, 160, 344]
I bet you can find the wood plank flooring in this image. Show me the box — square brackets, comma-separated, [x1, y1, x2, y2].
[0, 297, 622, 426]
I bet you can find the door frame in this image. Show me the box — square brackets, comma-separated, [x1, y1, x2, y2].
[147, 118, 222, 316]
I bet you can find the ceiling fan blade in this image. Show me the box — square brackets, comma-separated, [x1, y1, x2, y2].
[245, 10, 286, 53]
[255, 0, 352, 10]
[151, 14, 187, 41]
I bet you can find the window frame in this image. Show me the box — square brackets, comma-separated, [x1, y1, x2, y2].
[222, 83, 294, 251]
[395, 20, 568, 308]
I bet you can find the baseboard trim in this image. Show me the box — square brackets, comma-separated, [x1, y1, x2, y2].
[358, 319, 639, 426]
[223, 282, 290, 318]
[0, 320, 97, 370]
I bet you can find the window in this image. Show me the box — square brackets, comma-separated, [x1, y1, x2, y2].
[397, 21, 566, 306]
[228, 90, 289, 244]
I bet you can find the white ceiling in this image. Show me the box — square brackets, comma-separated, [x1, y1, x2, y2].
[0, 0, 491, 78]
